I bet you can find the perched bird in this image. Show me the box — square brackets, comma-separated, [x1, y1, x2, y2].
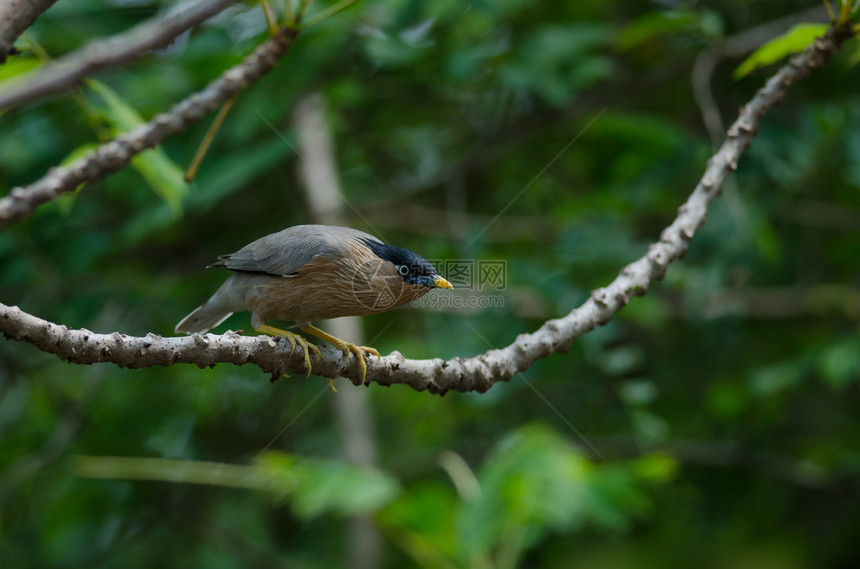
[175, 224, 452, 382]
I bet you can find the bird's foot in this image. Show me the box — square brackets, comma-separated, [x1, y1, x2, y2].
[333, 341, 380, 385]
[300, 324, 380, 384]
[256, 324, 321, 377]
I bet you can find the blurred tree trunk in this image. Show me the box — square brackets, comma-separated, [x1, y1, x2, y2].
[293, 93, 382, 569]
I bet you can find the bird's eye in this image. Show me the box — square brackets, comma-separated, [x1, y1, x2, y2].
[397, 264, 410, 277]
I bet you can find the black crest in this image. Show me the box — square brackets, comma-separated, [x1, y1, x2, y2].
[360, 238, 437, 280]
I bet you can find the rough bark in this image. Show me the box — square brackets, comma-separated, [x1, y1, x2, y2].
[0, 0, 58, 64]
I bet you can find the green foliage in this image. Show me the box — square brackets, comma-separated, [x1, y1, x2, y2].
[379, 425, 674, 568]
[2, 1, 860, 568]
[72, 452, 401, 518]
[259, 451, 401, 517]
[500, 24, 613, 105]
[455, 425, 667, 564]
[734, 23, 830, 79]
[85, 79, 189, 216]
[0, 54, 41, 83]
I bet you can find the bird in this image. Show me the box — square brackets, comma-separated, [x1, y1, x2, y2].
[175, 224, 453, 383]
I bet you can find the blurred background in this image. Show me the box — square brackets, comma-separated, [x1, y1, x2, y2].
[1, 1, 859, 567]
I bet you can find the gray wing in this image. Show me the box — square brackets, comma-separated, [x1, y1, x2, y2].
[211, 224, 381, 277]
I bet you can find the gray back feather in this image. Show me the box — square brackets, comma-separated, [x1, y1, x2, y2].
[211, 225, 381, 277]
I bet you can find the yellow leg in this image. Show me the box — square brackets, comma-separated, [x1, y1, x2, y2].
[300, 324, 380, 384]
[256, 324, 321, 377]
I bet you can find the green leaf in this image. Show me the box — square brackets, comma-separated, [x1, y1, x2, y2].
[501, 24, 612, 105]
[75, 453, 399, 519]
[377, 481, 460, 565]
[257, 451, 401, 518]
[458, 424, 593, 558]
[456, 424, 670, 561]
[707, 380, 750, 420]
[129, 151, 188, 218]
[850, 39, 860, 66]
[117, 137, 291, 246]
[632, 453, 678, 482]
[0, 55, 41, 83]
[750, 361, 806, 395]
[615, 12, 697, 50]
[734, 23, 828, 79]
[53, 143, 100, 214]
[818, 338, 860, 389]
[585, 465, 651, 529]
[630, 409, 670, 445]
[85, 79, 188, 216]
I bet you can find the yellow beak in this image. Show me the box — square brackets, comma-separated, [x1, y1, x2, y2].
[433, 275, 453, 289]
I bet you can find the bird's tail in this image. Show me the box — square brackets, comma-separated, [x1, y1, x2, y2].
[175, 273, 256, 334]
[174, 301, 233, 334]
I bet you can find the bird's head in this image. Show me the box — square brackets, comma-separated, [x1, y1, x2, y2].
[359, 238, 453, 290]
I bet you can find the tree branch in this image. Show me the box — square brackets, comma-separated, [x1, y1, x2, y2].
[0, 302, 328, 379]
[0, 0, 238, 109]
[0, 26, 297, 231]
[692, 5, 829, 145]
[0, 24, 852, 395]
[0, 0, 58, 64]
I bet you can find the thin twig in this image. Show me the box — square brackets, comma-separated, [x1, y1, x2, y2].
[0, 0, 238, 110]
[259, 0, 280, 36]
[300, 0, 359, 29]
[823, 0, 836, 22]
[185, 97, 237, 183]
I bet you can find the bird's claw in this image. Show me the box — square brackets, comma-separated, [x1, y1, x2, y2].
[293, 324, 381, 385]
[256, 325, 320, 378]
[285, 334, 321, 378]
[335, 342, 379, 384]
